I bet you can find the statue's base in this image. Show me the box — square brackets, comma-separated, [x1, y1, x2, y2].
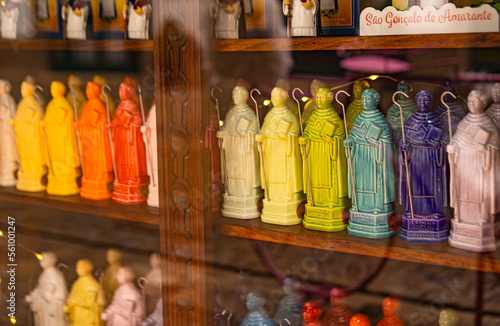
[147, 185, 159, 208]
[400, 214, 449, 244]
[348, 210, 395, 239]
[0, 170, 16, 187]
[222, 193, 262, 219]
[46, 173, 80, 196]
[303, 204, 347, 232]
[261, 197, 304, 226]
[80, 177, 113, 200]
[112, 180, 148, 205]
[448, 219, 496, 252]
[17, 171, 46, 192]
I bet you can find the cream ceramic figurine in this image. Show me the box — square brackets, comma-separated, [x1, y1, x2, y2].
[302, 79, 327, 127]
[25, 252, 68, 326]
[217, 86, 262, 219]
[63, 0, 90, 40]
[124, 0, 152, 39]
[141, 101, 158, 207]
[102, 248, 123, 307]
[283, 0, 320, 37]
[102, 266, 144, 326]
[256, 87, 304, 225]
[210, 0, 242, 39]
[144, 252, 161, 315]
[447, 90, 500, 252]
[142, 299, 162, 326]
[1, 1, 19, 39]
[0, 79, 18, 186]
[64, 258, 104, 326]
[66, 75, 86, 118]
[486, 82, 500, 129]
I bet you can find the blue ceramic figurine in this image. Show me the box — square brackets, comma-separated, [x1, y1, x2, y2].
[240, 291, 274, 326]
[273, 278, 303, 325]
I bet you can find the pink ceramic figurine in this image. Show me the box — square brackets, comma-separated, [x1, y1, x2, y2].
[142, 101, 158, 207]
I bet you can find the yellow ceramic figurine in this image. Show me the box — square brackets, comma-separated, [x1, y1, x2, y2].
[43, 81, 81, 196]
[66, 74, 86, 118]
[64, 259, 104, 326]
[12, 81, 47, 192]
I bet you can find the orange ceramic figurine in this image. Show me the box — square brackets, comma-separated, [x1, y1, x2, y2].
[377, 297, 404, 326]
[109, 83, 149, 204]
[350, 314, 371, 326]
[323, 288, 352, 326]
[76, 82, 114, 200]
[303, 301, 322, 326]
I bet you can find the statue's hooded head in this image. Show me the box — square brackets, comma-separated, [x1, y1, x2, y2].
[232, 86, 249, 106]
[316, 88, 334, 110]
[397, 80, 412, 99]
[39, 252, 57, 269]
[467, 90, 487, 114]
[86, 82, 102, 100]
[119, 83, 136, 101]
[245, 291, 265, 311]
[50, 81, 66, 98]
[415, 90, 433, 112]
[443, 81, 458, 102]
[492, 83, 500, 103]
[302, 301, 322, 323]
[117, 266, 135, 285]
[271, 87, 289, 108]
[68, 74, 82, 88]
[353, 80, 370, 99]
[21, 81, 34, 98]
[310, 79, 326, 99]
[76, 259, 94, 277]
[361, 88, 380, 110]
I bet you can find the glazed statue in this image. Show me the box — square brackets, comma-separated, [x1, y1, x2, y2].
[299, 88, 349, 232]
[322, 288, 352, 326]
[1, 1, 19, 39]
[102, 248, 123, 307]
[142, 101, 158, 207]
[12, 81, 47, 192]
[206, 101, 222, 212]
[64, 259, 104, 326]
[124, 0, 152, 40]
[386, 81, 417, 152]
[350, 314, 371, 326]
[240, 291, 274, 326]
[256, 87, 304, 225]
[303, 301, 322, 326]
[447, 90, 500, 252]
[302, 79, 327, 127]
[210, 0, 242, 39]
[44, 81, 81, 196]
[273, 278, 303, 325]
[486, 82, 500, 128]
[377, 296, 404, 326]
[283, 0, 320, 37]
[345, 80, 371, 132]
[142, 299, 162, 326]
[63, 0, 90, 40]
[76, 82, 114, 200]
[66, 74, 86, 118]
[144, 252, 161, 315]
[434, 81, 468, 136]
[94, 75, 115, 116]
[0, 79, 18, 186]
[217, 86, 262, 219]
[439, 309, 459, 326]
[398, 90, 449, 244]
[344, 88, 395, 239]
[110, 83, 149, 204]
[102, 266, 144, 325]
[25, 252, 68, 326]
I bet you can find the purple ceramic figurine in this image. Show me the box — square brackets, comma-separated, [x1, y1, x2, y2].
[399, 90, 449, 243]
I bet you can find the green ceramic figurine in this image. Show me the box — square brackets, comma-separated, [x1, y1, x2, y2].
[345, 80, 371, 132]
[386, 80, 417, 152]
[299, 88, 349, 232]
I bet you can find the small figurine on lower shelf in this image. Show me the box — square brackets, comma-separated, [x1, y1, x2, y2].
[273, 278, 303, 325]
[63, 0, 90, 40]
[377, 296, 404, 326]
[64, 258, 104, 326]
[102, 266, 144, 326]
[124, 0, 152, 40]
[241, 291, 274, 326]
[0, 79, 18, 186]
[303, 301, 322, 326]
[346, 80, 371, 132]
[322, 288, 352, 326]
[439, 308, 459, 326]
[102, 248, 123, 307]
[25, 252, 68, 326]
[210, 0, 243, 39]
[283, 0, 320, 37]
[350, 314, 371, 326]
[486, 82, 500, 128]
[142, 298, 162, 326]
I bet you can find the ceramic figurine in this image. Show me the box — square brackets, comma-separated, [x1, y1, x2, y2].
[217, 86, 262, 219]
[100, 0, 116, 19]
[344, 88, 395, 239]
[322, 288, 352, 326]
[283, 0, 320, 37]
[256, 87, 305, 225]
[94, 75, 115, 116]
[63, 0, 90, 40]
[346, 80, 371, 132]
[447, 90, 500, 252]
[1, 1, 19, 39]
[386, 81, 417, 152]
[12, 81, 47, 192]
[76, 82, 114, 200]
[66, 75, 86, 118]
[350, 314, 371, 326]
[439, 309, 459, 326]
[398, 90, 448, 244]
[228, 272, 252, 325]
[124, 0, 151, 40]
[206, 100, 222, 213]
[302, 79, 327, 127]
[141, 101, 158, 207]
[144, 252, 161, 315]
[302, 301, 322, 326]
[102, 248, 123, 307]
[25, 252, 67, 326]
[109, 83, 149, 204]
[64, 258, 104, 326]
[102, 266, 144, 325]
[300, 88, 349, 232]
[210, 0, 242, 39]
[0, 79, 18, 186]
[377, 296, 404, 326]
[240, 291, 274, 326]
[486, 82, 500, 128]
[276, 79, 299, 120]
[273, 278, 303, 325]
[434, 82, 468, 137]
[124, 76, 143, 108]
[142, 298, 162, 326]
[44, 81, 81, 196]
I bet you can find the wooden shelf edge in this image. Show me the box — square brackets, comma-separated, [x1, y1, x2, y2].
[0, 187, 159, 225]
[212, 33, 500, 52]
[215, 216, 500, 273]
[0, 39, 153, 52]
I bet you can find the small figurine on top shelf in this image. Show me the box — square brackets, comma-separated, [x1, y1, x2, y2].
[273, 277, 303, 325]
[256, 87, 305, 226]
[386, 81, 417, 153]
[434, 81, 468, 136]
[303, 301, 322, 326]
[350, 314, 371, 326]
[0, 79, 18, 186]
[102, 248, 123, 307]
[25, 252, 68, 326]
[210, 0, 244, 39]
[302, 79, 327, 127]
[283, 0, 320, 37]
[447, 90, 500, 252]
[240, 291, 274, 326]
[322, 288, 352, 326]
[66, 75, 86, 119]
[124, 0, 151, 40]
[143, 252, 161, 315]
[377, 296, 404, 326]
[345, 80, 371, 132]
[344, 88, 395, 239]
[0, 1, 19, 39]
[486, 82, 500, 128]
[141, 101, 158, 207]
[63, 0, 91, 40]
[439, 309, 459, 326]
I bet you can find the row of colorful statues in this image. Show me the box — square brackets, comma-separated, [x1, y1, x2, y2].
[26, 249, 162, 326]
[0, 75, 158, 207]
[210, 80, 500, 252]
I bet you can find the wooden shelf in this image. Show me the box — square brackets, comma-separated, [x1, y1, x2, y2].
[215, 216, 500, 273]
[0, 187, 159, 225]
[0, 39, 153, 52]
[212, 33, 500, 52]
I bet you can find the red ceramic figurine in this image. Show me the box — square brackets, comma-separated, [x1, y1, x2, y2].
[377, 296, 404, 326]
[323, 288, 352, 326]
[303, 301, 322, 326]
[350, 314, 371, 326]
[76, 82, 114, 200]
[109, 83, 149, 204]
